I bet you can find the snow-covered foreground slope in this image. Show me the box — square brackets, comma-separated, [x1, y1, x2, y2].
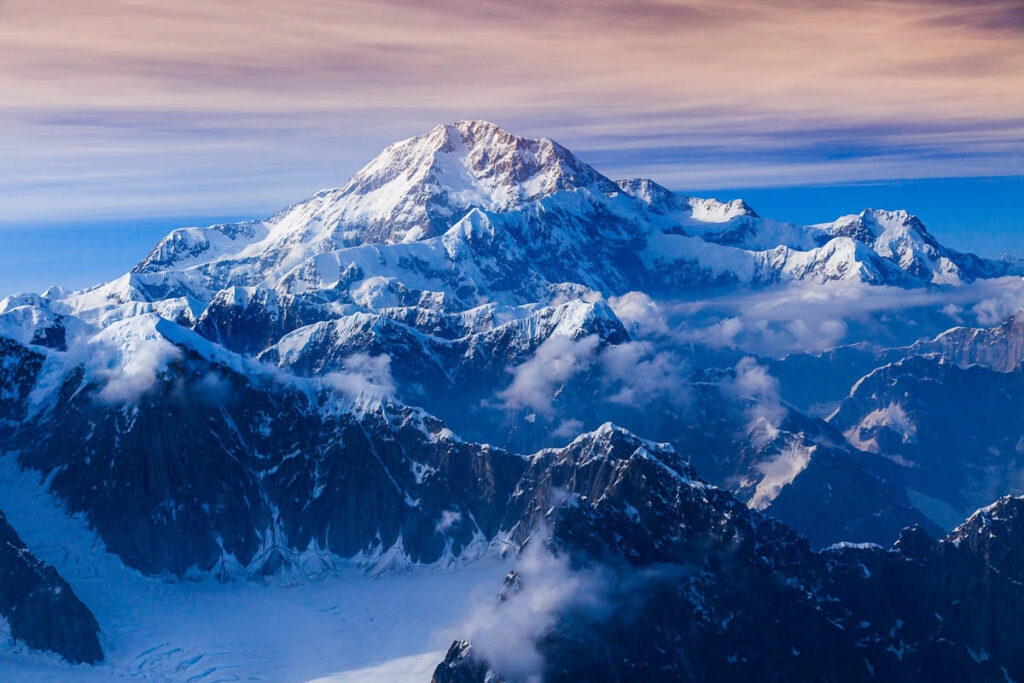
[0, 452, 510, 681]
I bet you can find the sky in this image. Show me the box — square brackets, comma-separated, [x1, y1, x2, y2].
[1, 0, 1022, 294]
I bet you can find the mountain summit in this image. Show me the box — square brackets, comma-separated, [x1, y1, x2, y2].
[330, 120, 619, 244]
[133, 120, 621, 283]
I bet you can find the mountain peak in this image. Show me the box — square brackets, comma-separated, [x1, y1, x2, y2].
[861, 208, 930, 235]
[345, 119, 617, 202]
[425, 119, 514, 145]
[617, 177, 758, 222]
[823, 208, 932, 243]
[616, 178, 677, 205]
[265, 120, 618, 248]
[123, 123, 1016, 296]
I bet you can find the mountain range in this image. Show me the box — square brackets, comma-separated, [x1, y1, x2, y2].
[1, 120, 1023, 680]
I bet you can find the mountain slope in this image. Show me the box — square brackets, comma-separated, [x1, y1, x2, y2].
[910, 306, 1024, 371]
[434, 488, 1024, 682]
[829, 355, 1024, 529]
[0, 510, 102, 664]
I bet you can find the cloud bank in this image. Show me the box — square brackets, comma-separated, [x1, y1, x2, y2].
[499, 334, 691, 416]
[455, 539, 606, 680]
[650, 276, 1024, 355]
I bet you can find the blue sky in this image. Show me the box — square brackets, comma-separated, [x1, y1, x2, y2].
[1, 0, 1021, 296]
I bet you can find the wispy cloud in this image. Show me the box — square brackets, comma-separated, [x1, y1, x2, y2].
[1, 0, 1021, 222]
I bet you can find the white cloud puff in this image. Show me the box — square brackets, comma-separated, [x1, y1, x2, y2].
[499, 335, 601, 415]
[455, 539, 605, 681]
[323, 353, 395, 400]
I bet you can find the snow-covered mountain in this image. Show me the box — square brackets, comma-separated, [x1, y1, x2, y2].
[2, 120, 1020, 562]
[33, 121, 1008, 325]
[2, 120, 1024, 677]
[6, 120, 1015, 380]
[910, 306, 1024, 371]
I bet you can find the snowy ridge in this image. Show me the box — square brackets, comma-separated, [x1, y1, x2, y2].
[50, 121, 1015, 335]
[910, 306, 1024, 372]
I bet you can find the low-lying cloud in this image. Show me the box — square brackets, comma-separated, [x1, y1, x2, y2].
[499, 335, 601, 415]
[96, 339, 182, 403]
[74, 323, 186, 404]
[624, 277, 1024, 356]
[726, 357, 786, 443]
[323, 352, 395, 400]
[454, 539, 606, 681]
[600, 341, 690, 406]
[499, 333, 690, 416]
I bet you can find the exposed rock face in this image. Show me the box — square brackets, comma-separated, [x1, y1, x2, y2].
[432, 641, 505, 683]
[822, 498, 1024, 679]
[435, 480, 1024, 682]
[0, 336, 44, 427]
[0, 510, 103, 664]
[2, 312, 930, 583]
[257, 295, 933, 548]
[191, 286, 328, 355]
[3, 318, 810, 578]
[7, 349, 528, 576]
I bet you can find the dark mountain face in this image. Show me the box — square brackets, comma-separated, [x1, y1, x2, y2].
[5, 340, 531, 577]
[3, 321, 814, 579]
[434, 485, 1024, 683]
[0, 336, 44, 427]
[909, 307, 1024, 372]
[829, 356, 1024, 529]
[766, 307, 1024, 416]
[248, 296, 933, 548]
[0, 305, 943, 592]
[0, 510, 103, 664]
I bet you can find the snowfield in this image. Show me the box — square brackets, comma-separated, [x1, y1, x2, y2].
[0, 452, 510, 682]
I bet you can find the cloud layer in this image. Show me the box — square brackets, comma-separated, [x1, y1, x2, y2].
[1, 0, 1021, 223]
[654, 276, 1024, 355]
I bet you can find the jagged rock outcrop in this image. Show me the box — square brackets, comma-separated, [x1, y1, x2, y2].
[432, 641, 505, 683]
